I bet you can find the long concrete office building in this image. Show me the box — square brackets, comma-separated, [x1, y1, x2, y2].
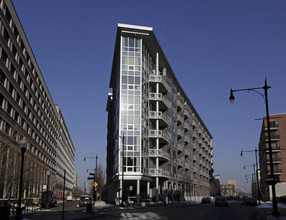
[0, 0, 75, 199]
[106, 24, 213, 204]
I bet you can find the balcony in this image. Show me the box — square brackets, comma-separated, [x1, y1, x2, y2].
[148, 130, 169, 144]
[149, 149, 170, 161]
[177, 144, 184, 153]
[177, 114, 184, 125]
[265, 135, 280, 142]
[184, 149, 190, 157]
[176, 159, 184, 167]
[265, 147, 281, 152]
[177, 128, 184, 139]
[185, 163, 190, 170]
[184, 109, 190, 119]
[266, 158, 282, 164]
[148, 93, 168, 110]
[148, 168, 162, 176]
[264, 123, 279, 131]
[149, 111, 169, 128]
[267, 169, 282, 175]
[184, 122, 190, 132]
[148, 75, 169, 94]
[190, 131, 196, 139]
[175, 174, 183, 181]
[191, 120, 197, 128]
[177, 99, 184, 111]
[184, 135, 191, 144]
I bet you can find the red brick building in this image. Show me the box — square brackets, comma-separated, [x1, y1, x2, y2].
[259, 113, 286, 200]
[220, 184, 236, 196]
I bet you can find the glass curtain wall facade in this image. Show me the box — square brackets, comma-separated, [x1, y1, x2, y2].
[106, 24, 213, 204]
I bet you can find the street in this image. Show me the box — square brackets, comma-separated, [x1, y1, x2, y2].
[22, 200, 274, 220]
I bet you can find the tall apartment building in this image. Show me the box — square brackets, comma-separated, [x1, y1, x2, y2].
[0, 0, 75, 199]
[259, 113, 286, 200]
[106, 24, 213, 204]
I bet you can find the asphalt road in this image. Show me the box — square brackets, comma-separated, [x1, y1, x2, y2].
[22, 200, 274, 220]
[115, 201, 259, 220]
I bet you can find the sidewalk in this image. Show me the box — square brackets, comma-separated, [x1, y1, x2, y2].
[256, 202, 286, 220]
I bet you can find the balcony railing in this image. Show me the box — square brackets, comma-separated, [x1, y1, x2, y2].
[176, 159, 184, 166]
[265, 147, 281, 152]
[184, 135, 191, 144]
[184, 149, 190, 157]
[148, 130, 170, 142]
[264, 123, 279, 130]
[265, 135, 280, 141]
[149, 168, 162, 176]
[177, 128, 184, 138]
[184, 122, 190, 131]
[267, 169, 282, 175]
[177, 99, 184, 110]
[191, 121, 197, 128]
[177, 144, 184, 152]
[148, 168, 171, 178]
[148, 92, 168, 109]
[184, 109, 190, 118]
[185, 163, 190, 170]
[266, 158, 281, 163]
[177, 114, 184, 123]
[149, 111, 169, 126]
[148, 75, 169, 93]
[149, 149, 170, 160]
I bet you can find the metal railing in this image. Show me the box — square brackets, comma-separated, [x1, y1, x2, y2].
[148, 149, 170, 160]
[148, 75, 169, 93]
[148, 111, 169, 125]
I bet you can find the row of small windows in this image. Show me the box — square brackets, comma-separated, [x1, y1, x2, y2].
[0, 67, 57, 144]
[0, 3, 60, 136]
[0, 76, 57, 154]
[0, 116, 56, 168]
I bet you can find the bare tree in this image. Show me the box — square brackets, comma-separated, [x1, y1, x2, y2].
[88, 164, 105, 201]
[72, 187, 83, 198]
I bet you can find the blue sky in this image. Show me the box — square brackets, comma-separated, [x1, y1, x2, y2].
[13, 0, 286, 192]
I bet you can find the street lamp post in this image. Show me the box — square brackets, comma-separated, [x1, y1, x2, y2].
[16, 137, 28, 219]
[47, 170, 51, 192]
[230, 79, 279, 216]
[243, 164, 256, 197]
[241, 148, 261, 204]
[84, 155, 98, 212]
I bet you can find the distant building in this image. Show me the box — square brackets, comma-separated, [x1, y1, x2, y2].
[227, 178, 237, 194]
[220, 184, 236, 196]
[259, 113, 286, 201]
[210, 174, 220, 196]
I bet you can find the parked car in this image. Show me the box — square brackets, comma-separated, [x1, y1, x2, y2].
[215, 196, 228, 207]
[66, 196, 72, 202]
[79, 195, 92, 207]
[201, 197, 212, 203]
[245, 197, 257, 206]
